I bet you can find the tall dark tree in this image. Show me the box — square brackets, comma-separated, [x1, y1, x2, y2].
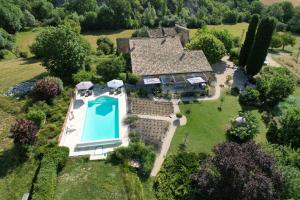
[239, 14, 259, 68]
[192, 141, 283, 200]
[246, 17, 276, 76]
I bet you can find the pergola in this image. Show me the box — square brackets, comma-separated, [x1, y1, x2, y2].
[159, 73, 208, 86]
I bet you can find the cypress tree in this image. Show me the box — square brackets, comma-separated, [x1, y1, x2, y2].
[239, 14, 259, 68]
[246, 17, 276, 76]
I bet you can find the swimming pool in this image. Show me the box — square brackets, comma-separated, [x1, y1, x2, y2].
[81, 96, 119, 142]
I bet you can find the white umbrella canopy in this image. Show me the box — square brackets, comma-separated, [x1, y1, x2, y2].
[107, 79, 124, 89]
[76, 81, 94, 90]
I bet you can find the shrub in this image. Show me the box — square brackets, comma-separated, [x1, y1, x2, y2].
[19, 51, 28, 58]
[38, 124, 61, 141]
[109, 142, 155, 178]
[256, 67, 295, 107]
[239, 87, 260, 106]
[34, 78, 59, 101]
[132, 26, 149, 37]
[127, 73, 140, 84]
[154, 152, 207, 200]
[229, 47, 239, 61]
[45, 76, 63, 93]
[96, 56, 125, 82]
[96, 37, 114, 55]
[176, 113, 183, 118]
[26, 110, 46, 127]
[124, 115, 139, 125]
[267, 107, 300, 148]
[72, 70, 93, 83]
[10, 119, 39, 145]
[227, 112, 259, 142]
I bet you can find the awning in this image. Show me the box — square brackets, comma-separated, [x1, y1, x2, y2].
[107, 79, 124, 89]
[76, 81, 94, 90]
[187, 77, 206, 85]
[143, 78, 161, 85]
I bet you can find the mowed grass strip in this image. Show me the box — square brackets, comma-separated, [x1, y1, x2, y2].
[55, 158, 128, 200]
[168, 92, 267, 155]
[0, 58, 46, 92]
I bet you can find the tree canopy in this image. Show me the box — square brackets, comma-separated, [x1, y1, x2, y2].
[186, 33, 226, 64]
[30, 25, 90, 82]
[192, 141, 283, 200]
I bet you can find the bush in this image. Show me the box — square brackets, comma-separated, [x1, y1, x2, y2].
[239, 87, 260, 107]
[10, 119, 39, 145]
[227, 111, 259, 142]
[26, 110, 46, 127]
[96, 56, 125, 82]
[34, 78, 59, 101]
[132, 26, 149, 37]
[154, 152, 207, 200]
[127, 73, 140, 84]
[72, 70, 93, 83]
[124, 115, 139, 125]
[45, 76, 63, 94]
[176, 113, 183, 118]
[256, 67, 295, 107]
[38, 123, 61, 140]
[109, 142, 155, 178]
[19, 51, 28, 58]
[229, 48, 239, 61]
[96, 37, 114, 55]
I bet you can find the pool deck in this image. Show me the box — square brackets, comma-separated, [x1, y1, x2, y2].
[59, 85, 129, 157]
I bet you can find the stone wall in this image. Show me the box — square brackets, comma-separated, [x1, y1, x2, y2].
[116, 38, 130, 54]
[175, 24, 190, 46]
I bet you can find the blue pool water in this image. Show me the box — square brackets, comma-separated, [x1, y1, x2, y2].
[81, 96, 119, 142]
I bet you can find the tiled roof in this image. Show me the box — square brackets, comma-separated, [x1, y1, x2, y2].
[147, 27, 179, 38]
[129, 37, 212, 76]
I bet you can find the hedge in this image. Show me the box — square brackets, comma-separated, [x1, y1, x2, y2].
[31, 146, 69, 200]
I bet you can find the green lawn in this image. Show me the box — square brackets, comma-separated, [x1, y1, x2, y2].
[191, 23, 249, 40]
[55, 157, 155, 200]
[168, 91, 267, 155]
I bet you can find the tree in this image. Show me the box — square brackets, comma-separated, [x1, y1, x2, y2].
[192, 141, 283, 200]
[0, 28, 14, 52]
[96, 56, 125, 82]
[239, 14, 259, 68]
[288, 7, 300, 34]
[280, 1, 295, 23]
[0, 1, 23, 33]
[96, 37, 114, 55]
[246, 17, 276, 76]
[256, 67, 295, 107]
[196, 27, 234, 52]
[30, 26, 90, 82]
[267, 107, 300, 149]
[271, 32, 283, 49]
[63, 18, 81, 34]
[65, 0, 98, 15]
[281, 32, 296, 50]
[22, 10, 36, 28]
[266, 3, 284, 21]
[223, 10, 238, 24]
[10, 119, 39, 145]
[153, 152, 207, 200]
[143, 3, 157, 27]
[186, 33, 226, 64]
[31, 0, 54, 22]
[227, 111, 259, 142]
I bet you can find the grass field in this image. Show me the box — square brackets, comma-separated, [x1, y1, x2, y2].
[168, 91, 267, 155]
[261, 0, 300, 6]
[55, 158, 156, 200]
[0, 58, 46, 92]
